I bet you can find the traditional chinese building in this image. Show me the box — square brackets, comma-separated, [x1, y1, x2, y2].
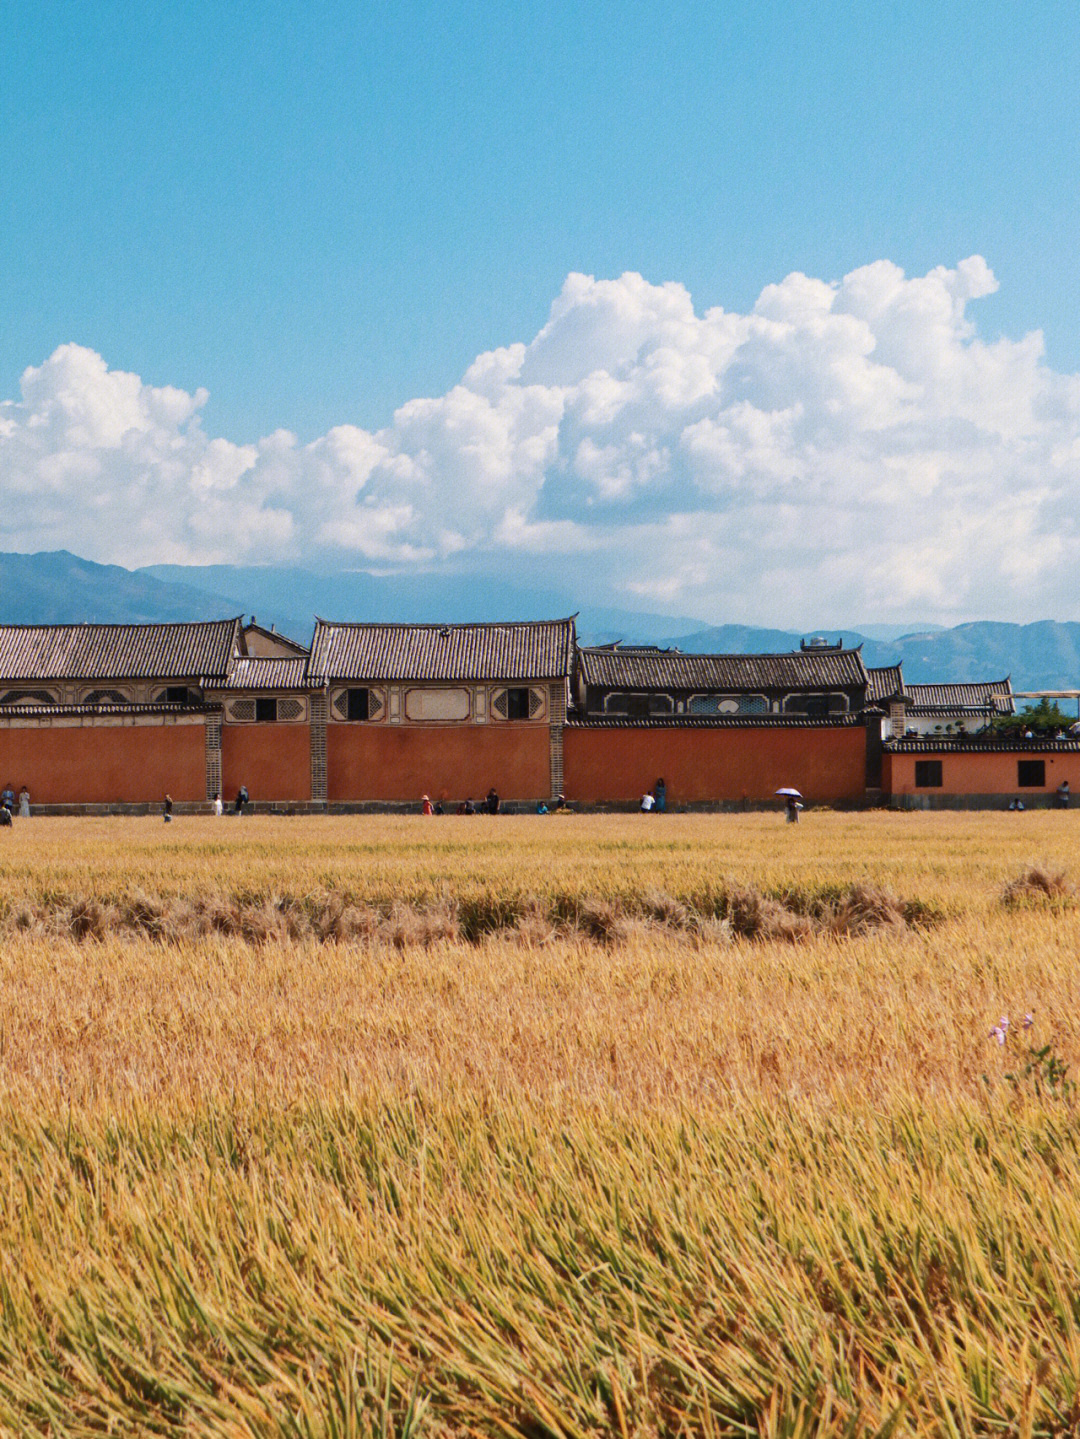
[575, 638, 870, 718]
[564, 640, 874, 806]
[0, 612, 1069, 812]
[0, 619, 241, 807]
[882, 734, 1080, 807]
[867, 665, 1014, 739]
[306, 618, 576, 805]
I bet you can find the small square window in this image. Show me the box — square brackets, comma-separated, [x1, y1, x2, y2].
[1018, 759, 1046, 787]
[914, 759, 943, 788]
[505, 687, 531, 720]
[255, 697, 278, 723]
[165, 685, 190, 705]
[346, 687, 370, 721]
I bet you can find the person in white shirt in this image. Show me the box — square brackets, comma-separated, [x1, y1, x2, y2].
[640, 791, 655, 812]
[211, 791, 223, 816]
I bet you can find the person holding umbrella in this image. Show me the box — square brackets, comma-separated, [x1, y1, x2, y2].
[776, 787, 804, 823]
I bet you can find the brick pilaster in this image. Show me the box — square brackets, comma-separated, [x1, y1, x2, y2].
[204, 712, 222, 802]
[549, 681, 567, 798]
[310, 692, 328, 802]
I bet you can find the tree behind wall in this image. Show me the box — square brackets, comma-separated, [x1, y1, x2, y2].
[994, 700, 1075, 736]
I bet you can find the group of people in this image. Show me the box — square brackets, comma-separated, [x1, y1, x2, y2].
[535, 794, 570, 814]
[162, 787, 248, 822]
[1010, 781, 1072, 812]
[418, 789, 578, 816]
[422, 788, 504, 816]
[639, 779, 667, 813]
[1, 784, 30, 823]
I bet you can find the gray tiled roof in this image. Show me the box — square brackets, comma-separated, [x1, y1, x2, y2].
[218, 656, 309, 691]
[867, 665, 904, 702]
[0, 620, 242, 682]
[308, 619, 576, 683]
[577, 645, 869, 691]
[906, 680, 1014, 713]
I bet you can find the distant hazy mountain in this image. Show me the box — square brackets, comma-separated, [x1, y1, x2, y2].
[847, 622, 945, 642]
[0, 551, 241, 624]
[885, 622, 1080, 692]
[6, 552, 1080, 694]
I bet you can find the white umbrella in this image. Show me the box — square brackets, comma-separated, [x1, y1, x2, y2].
[775, 787, 802, 798]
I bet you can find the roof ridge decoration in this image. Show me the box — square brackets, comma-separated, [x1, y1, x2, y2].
[312, 616, 577, 629]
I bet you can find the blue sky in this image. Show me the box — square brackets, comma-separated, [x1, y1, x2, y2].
[2, 1, 1079, 624]
[4, 0, 1077, 441]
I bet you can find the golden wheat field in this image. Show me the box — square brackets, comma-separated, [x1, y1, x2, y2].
[3, 811, 1080, 1436]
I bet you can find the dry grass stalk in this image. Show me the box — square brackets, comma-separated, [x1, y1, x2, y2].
[1002, 864, 1074, 904]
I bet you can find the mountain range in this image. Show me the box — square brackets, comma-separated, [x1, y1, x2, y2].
[2, 550, 1080, 697]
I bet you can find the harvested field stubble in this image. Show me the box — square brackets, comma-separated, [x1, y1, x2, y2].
[2, 812, 1080, 1433]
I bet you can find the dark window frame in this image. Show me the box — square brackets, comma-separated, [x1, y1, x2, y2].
[914, 759, 943, 788]
[164, 685, 192, 705]
[345, 687, 370, 722]
[1018, 759, 1046, 788]
[783, 692, 849, 717]
[505, 686, 531, 720]
[255, 696, 278, 724]
[605, 692, 675, 717]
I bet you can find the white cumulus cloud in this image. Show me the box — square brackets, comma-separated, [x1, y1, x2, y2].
[2, 257, 1079, 623]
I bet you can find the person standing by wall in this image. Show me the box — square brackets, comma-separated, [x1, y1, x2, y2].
[654, 778, 666, 813]
[17, 786, 30, 818]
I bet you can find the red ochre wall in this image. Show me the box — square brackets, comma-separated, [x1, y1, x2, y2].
[0, 723, 206, 804]
[884, 750, 1080, 798]
[222, 723, 311, 802]
[564, 725, 868, 805]
[327, 723, 551, 802]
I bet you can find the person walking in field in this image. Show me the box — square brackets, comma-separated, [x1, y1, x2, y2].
[163, 794, 173, 823]
[785, 796, 804, 824]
